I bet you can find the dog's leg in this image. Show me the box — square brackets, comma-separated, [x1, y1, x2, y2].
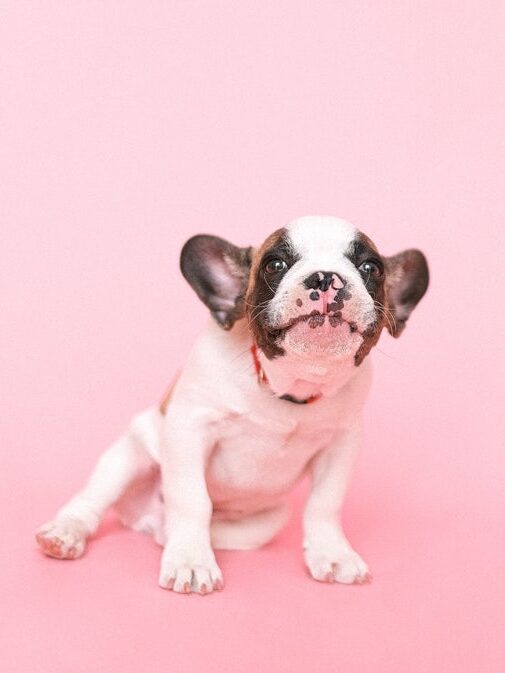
[158, 411, 223, 595]
[211, 503, 290, 550]
[36, 412, 157, 560]
[303, 419, 371, 585]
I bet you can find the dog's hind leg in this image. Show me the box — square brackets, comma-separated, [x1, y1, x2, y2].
[114, 466, 165, 545]
[210, 503, 291, 551]
[36, 408, 160, 559]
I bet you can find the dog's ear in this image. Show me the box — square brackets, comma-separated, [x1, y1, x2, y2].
[180, 235, 253, 330]
[384, 249, 429, 337]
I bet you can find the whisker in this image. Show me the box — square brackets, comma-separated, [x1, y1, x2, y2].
[229, 347, 253, 364]
[374, 299, 395, 319]
[243, 298, 270, 309]
[236, 359, 258, 377]
[374, 306, 394, 334]
[262, 272, 276, 295]
[375, 306, 395, 335]
[374, 300, 397, 333]
[248, 304, 270, 326]
[374, 346, 404, 366]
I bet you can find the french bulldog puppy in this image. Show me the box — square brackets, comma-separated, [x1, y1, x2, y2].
[36, 216, 429, 595]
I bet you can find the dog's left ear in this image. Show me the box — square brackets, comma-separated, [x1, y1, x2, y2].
[384, 249, 429, 337]
[180, 235, 253, 330]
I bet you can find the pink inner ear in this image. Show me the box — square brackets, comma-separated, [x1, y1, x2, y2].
[207, 258, 245, 309]
[180, 234, 252, 327]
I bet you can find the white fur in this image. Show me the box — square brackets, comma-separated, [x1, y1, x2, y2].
[37, 216, 375, 594]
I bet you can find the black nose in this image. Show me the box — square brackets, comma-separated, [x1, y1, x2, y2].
[303, 271, 345, 292]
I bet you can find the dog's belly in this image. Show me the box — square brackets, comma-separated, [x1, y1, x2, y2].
[205, 410, 336, 513]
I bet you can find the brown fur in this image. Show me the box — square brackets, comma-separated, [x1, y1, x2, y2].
[245, 228, 292, 359]
[346, 232, 387, 365]
[384, 249, 429, 337]
[180, 228, 428, 367]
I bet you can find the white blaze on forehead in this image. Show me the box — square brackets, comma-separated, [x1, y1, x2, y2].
[286, 216, 357, 264]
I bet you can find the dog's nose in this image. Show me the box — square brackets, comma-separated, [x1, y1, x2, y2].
[303, 271, 345, 292]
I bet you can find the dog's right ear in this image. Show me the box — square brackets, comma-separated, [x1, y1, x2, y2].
[384, 249, 429, 337]
[180, 235, 253, 330]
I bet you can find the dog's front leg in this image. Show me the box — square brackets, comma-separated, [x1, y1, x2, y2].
[158, 412, 223, 595]
[303, 419, 371, 585]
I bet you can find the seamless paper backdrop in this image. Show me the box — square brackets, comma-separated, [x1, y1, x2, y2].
[1, 3, 504, 673]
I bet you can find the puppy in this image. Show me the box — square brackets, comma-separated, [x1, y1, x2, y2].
[36, 216, 429, 594]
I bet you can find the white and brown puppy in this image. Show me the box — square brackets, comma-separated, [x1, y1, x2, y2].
[36, 216, 429, 594]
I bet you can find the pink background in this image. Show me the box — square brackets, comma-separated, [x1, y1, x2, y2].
[2, 2, 504, 672]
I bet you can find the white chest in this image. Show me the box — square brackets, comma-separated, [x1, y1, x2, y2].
[205, 394, 348, 506]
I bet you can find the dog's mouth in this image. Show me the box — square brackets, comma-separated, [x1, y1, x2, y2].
[267, 310, 363, 336]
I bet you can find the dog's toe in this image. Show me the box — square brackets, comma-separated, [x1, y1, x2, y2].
[159, 556, 223, 595]
[306, 547, 371, 585]
[35, 520, 87, 560]
[333, 552, 370, 584]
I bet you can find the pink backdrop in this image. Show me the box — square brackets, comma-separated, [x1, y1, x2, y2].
[2, 2, 504, 672]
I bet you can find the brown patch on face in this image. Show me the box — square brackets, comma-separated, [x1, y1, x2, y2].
[348, 232, 429, 363]
[358, 232, 379, 255]
[245, 228, 298, 358]
[354, 324, 384, 365]
[345, 231, 387, 366]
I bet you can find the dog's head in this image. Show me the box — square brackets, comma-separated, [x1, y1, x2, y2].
[180, 216, 429, 365]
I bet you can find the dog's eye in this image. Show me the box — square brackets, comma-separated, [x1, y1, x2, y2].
[359, 260, 383, 279]
[265, 259, 288, 274]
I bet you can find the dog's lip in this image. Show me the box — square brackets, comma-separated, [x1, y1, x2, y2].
[266, 310, 362, 335]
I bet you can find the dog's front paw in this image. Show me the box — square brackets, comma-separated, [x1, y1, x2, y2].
[36, 519, 88, 560]
[305, 546, 371, 585]
[159, 544, 224, 595]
